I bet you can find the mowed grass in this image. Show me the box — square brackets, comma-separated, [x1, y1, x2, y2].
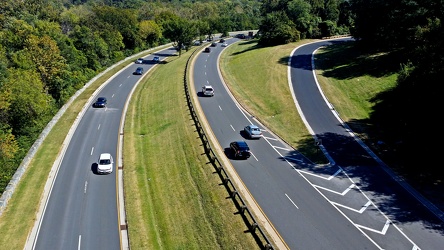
[314, 42, 398, 137]
[1, 37, 419, 250]
[1, 44, 259, 249]
[123, 50, 258, 249]
[0, 54, 138, 249]
[220, 39, 327, 162]
[221, 38, 442, 210]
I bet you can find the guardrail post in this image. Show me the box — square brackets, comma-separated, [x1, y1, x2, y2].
[250, 222, 258, 232]
[231, 190, 238, 199]
[223, 177, 230, 185]
[240, 205, 247, 214]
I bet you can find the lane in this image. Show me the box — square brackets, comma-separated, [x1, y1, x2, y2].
[30, 49, 176, 250]
[193, 38, 377, 249]
[289, 39, 444, 249]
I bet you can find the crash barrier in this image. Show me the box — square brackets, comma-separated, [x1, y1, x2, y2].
[183, 49, 274, 250]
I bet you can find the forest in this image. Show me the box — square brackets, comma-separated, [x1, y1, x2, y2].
[0, 0, 442, 194]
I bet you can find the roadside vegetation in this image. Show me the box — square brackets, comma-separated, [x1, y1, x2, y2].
[0, 0, 442, 248]
[122, 49, 258, 249]
[220, 38, 443, 211]
[0, 44, 263, 248]
[219, 39, 327, 163]
[0, 50, 158, 248]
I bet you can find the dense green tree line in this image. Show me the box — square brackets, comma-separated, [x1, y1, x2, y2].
[0, 0, 263, 193]
[350, 0, 443, 177]
[2, 0, 439, 195]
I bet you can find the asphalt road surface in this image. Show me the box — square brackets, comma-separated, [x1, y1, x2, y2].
[193, 37, 444, 249]
[26, 48, 177, 250]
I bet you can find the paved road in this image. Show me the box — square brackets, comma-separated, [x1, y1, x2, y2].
[289, 39, 444, 249]
[193, 38, 444, 249]
[25, 48, 177, 250]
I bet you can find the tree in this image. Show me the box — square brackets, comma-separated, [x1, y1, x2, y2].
[0, 125, 18, 160]
[139, 20, 162, 47]
[258, 11, 300, 46]
[93, 6, 140, 49]
[71, 25, 109, 70]
[287, 0, 317, 39]
[3, 68, 54, 136]
[161, 14, 197, 55]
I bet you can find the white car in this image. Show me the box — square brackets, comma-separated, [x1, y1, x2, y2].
[97, 153, 113, 174]
[201, 85, 214, 96]
[135, 58, 143, 64]
[221, 42, 228, 47]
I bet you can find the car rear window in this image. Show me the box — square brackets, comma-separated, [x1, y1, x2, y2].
[237, 142, 249, 149]
[100, 159, 110, 164]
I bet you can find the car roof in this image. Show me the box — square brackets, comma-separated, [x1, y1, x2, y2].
[234, 141, 249, 148]
[99, 153, 111, 159]
[248, 125, 259, 129]
[97, 97, 106, 101]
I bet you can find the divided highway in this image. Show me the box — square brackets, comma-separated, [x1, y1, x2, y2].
[193, 38, 444, 249]
[26, 48, 178, 250]
[25, 36, 444, 250]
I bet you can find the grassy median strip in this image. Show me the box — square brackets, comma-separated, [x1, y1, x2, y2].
[2, 38, 415, 249]
[220, 39, 327, 163]
[123, 50, 258, 249]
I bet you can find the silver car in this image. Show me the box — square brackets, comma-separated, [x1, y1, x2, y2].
[201, 85, 214, 96]
[244, 125, 262, 139]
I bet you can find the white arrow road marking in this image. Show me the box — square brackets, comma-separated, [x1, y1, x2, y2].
[332, 200, 372, 213]
[300, 168, 342, 180]
[314, 183, 355, 195]
[283, 155, 303, 162]
[275, 146, 291, 151]
[356, 219, 391, 235]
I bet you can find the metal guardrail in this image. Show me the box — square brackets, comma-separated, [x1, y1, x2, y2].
[183, 48, 274, 250]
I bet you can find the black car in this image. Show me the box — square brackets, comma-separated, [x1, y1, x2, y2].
[134, 67, 144, 75]
[230, 141, 251, 159]
[211, 42, 217, 47]
[204, 47, 211, 53]
[93, 97, 107, 108]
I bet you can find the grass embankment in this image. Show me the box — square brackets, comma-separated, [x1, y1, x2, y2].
[220, 39, 327, 163]
[0, 46, 258, 249]
[3, 37, 439, 250]
[123, 50, 258, 249]
[221, 39, 442, 211]
[0, 54, 138, 249]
